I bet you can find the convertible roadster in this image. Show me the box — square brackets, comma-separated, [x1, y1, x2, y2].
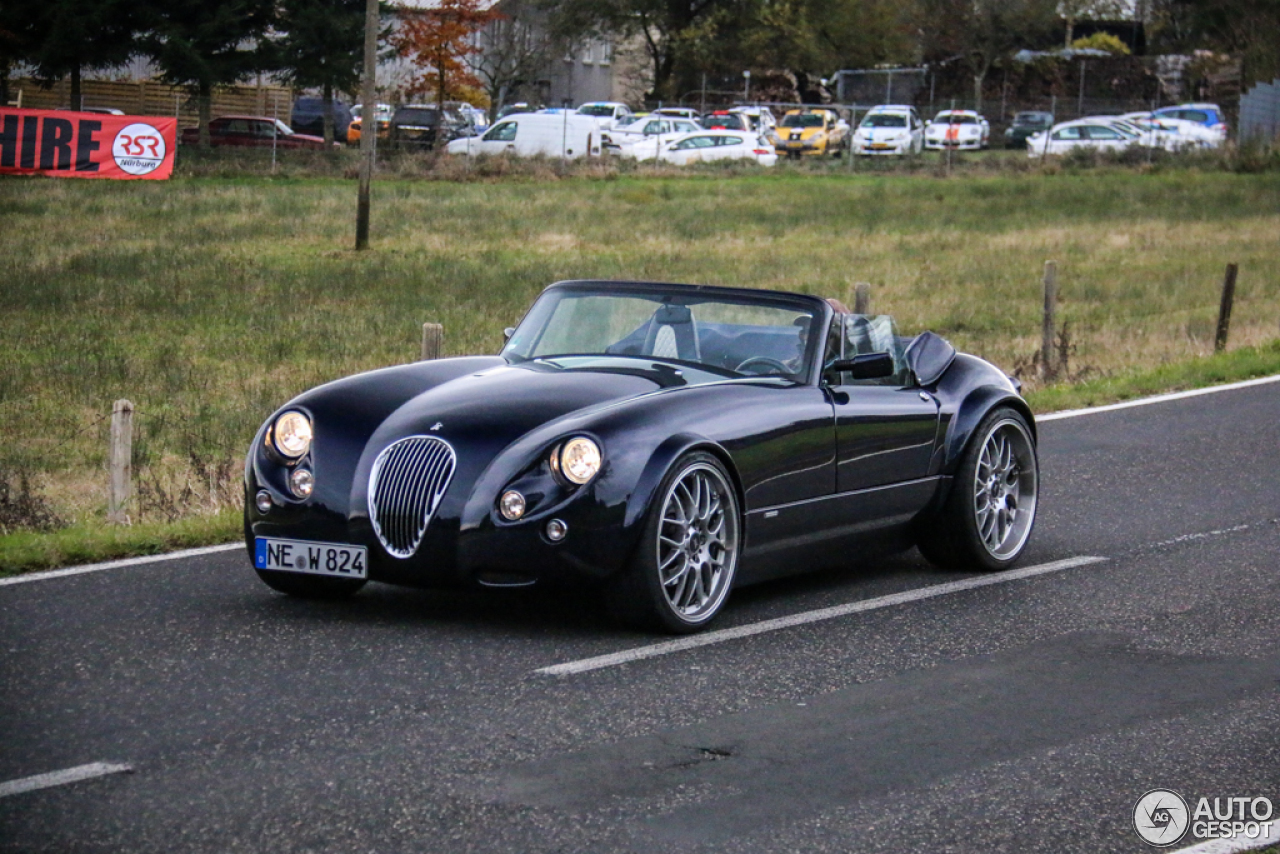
[245, 280, 1038, 633]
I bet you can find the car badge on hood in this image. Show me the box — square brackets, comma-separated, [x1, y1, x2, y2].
[430, 422, 443, 432]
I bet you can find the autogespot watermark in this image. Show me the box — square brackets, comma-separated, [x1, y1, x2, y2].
[1133, 789, 1275, 847]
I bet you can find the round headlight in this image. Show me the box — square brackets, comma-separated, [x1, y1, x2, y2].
[273, 411, 312, 459]
[559, 437, 602, 485]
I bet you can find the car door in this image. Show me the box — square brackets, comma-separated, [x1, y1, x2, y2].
[1047, 125, 1084, 155]
[825, 315, 940, 495]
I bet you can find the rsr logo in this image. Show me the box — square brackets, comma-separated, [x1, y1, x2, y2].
[111, 122, 166, 175]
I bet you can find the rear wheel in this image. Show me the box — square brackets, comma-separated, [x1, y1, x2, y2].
[255, 569, 366, 599]
[607, 452, 741, 633]
[917, 407, 1038, 570]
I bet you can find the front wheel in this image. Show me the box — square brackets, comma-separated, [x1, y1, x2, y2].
[916, 407, 1038, 570]
[607, 452, 741, 633]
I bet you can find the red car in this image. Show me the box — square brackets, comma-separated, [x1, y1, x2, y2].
[179, 116, 331, 149]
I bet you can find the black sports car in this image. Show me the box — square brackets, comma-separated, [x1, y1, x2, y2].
[245, 280, 1039, 633]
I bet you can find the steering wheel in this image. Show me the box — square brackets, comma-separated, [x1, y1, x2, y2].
[735, 356, 792, 375]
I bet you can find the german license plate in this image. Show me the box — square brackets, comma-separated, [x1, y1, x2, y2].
[254, 537, 367, 579]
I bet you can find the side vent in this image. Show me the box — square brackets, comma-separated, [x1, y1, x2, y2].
[367, 436, 457, 558]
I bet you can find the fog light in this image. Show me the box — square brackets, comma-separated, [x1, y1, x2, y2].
[545, 519, 567, 542]
[500, 490, 526, 521]
[255, 490, 273, 514]
[289, 468, 314, 499]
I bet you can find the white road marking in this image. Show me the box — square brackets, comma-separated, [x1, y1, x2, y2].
[1038, 374, 1280, 422]
[1173, 823, 1280, 854]
[0, 543, 240, 588]
[0, 762, 133, 798]
[536, 555, 1107, 676]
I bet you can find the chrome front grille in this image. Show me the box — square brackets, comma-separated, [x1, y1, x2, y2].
[367, 436, 457, 558]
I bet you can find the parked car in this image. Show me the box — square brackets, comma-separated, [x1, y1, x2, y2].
[244, 279, 1039, 632]
[601, 115, 701, 156]
[924, 110, 990, 150]
[730, 105, 777, 133]
[631, 130, 778, 166]
[700, 111, 751, 131]
[290, 96, 354, 143]
[1152, 103, 1228, 144]
[445, 113, 603, 158]
[576, 101, 634, 129]
[179, 116, 331, 150]
[1004, 111, 1054, 148]
[1122, 111, 1221, 150]
[772, 108, 849, 158]
[346, 102, 392, 146]
[1026, 118, 1139, 157]
[389, 104, 469, 151]
[57, 106, 125, 115]
[650, 107, 701, 122]
[497, 102, 536, 119]
[851, 105, 924, 155]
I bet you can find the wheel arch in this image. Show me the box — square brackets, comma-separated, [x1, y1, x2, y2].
[942, 386, 1037, 475]
[623, 433, 744, 532]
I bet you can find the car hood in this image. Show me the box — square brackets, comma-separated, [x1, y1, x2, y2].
[370, 360, 679, 448]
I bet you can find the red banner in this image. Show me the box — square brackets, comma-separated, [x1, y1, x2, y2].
[0, 108, 177, 180]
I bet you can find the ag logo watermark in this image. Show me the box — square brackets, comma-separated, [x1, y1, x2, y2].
[1134, 789, 1190, 846]
[1134, 790, 1276, 847]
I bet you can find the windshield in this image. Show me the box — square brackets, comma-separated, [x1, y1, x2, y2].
[861, 114, 907, 128]
[503, 285, 823, 381]
[782, 113, 825, 128]
[578, 105, 617, 117]
[935, 113, 977, 124]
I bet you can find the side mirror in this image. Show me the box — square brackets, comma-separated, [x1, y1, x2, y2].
[503, 326, 516, 342]
[825, 352, 894, 381]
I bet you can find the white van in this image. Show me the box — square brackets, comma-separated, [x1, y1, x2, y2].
[445, 113, 603, 158]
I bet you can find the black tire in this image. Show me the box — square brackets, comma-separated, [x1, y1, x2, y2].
[916, 407, 1038, 571]
[607, 452, 741, 633]
[255, 569, 366, 600]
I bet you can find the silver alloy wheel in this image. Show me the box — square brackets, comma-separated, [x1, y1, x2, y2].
[655, 461, 739, 622]
[972, 418, 1038, 560]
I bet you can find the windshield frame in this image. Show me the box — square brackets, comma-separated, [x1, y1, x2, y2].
[502, 280, 832, 385]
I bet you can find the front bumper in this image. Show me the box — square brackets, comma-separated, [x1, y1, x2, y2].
[245, 470, 635, 591]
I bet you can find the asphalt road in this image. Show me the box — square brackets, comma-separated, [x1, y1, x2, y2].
[2, 381, 1279, 853]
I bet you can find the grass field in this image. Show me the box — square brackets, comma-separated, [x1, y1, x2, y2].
[2, 159, 1279, 570]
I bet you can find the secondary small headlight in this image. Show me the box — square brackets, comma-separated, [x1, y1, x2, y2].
[289, 467, 314, 498]
[499, 490, 526, 521]
[559, 437, 602, 485]
[273, 411, 312, 460]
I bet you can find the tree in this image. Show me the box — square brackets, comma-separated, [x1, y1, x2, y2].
[542, 0, 747, 103]
[1152, 0, 1280, 88]
[470, 0, 557, 118]
[391, 0, 498, 109]
[140, 1, 277, 147]
[276, 0, 382, 145]
[6, 0, 140, 110]
[918, 0, 1058, 111]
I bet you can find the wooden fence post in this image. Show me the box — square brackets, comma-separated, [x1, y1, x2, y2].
[1215, 262, 1238, 353]
[108, 399, 134, 525]
[854, 282, 871, 315]
[1041, 260, 1057, 382]
[421, 323, 443, 361]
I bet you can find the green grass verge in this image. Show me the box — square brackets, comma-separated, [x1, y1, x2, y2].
[0, 509, 239, 577]
[1027, 338, 1280, 413]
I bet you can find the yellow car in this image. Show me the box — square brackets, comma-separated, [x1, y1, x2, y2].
[346, 103, 392, 146]
[772, 109, 849, 157]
